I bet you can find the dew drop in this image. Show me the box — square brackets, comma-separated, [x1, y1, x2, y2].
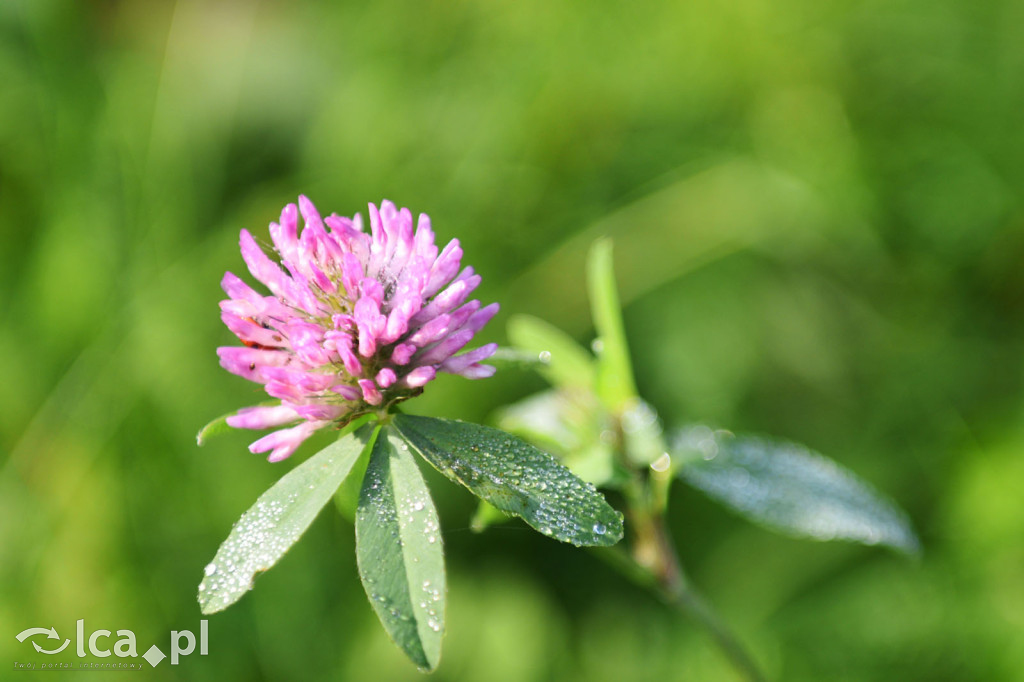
[204, 563, 217, 576]
[538, 350, 552, 363]
[650, 452, 671, 473]
[593, 523, 607, 535]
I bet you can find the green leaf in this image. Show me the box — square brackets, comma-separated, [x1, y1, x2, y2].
[675, 428, 920, 554]
[496, 389, 619, 488]
[586, 238, 638, 411]
[332, 437, 373, 522]
[393, 414, 624, 547]
[506, 314, 596, 391]
[196, 413, 234, 446]
[198, 426, 376, 614]
[486, 346, 552, 372]
[355, 427, 445, 671]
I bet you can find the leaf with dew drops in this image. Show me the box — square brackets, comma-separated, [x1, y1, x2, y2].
[332, 441, 373, 523]
[674, 427, 920, 555]
[355, 427, 445, 671]
[198, 425, 376, 614]
[496, 389, 620, 488]
[393, 414, 624, 547]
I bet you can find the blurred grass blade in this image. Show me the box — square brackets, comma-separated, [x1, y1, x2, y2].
[355, 427, 445, 672]
[586, 239, 638, 411]
[199, 425, 377, 613]
[506, 314, 596, 391]
[675, 428, 920, 554]
[394, 414, 623, 547]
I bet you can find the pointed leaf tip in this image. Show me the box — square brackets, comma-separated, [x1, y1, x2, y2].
[675, 428, 920, 555]
[394, 414, 624, 547]
[197, 426, 375, 614]
[196, 413, 234, 446]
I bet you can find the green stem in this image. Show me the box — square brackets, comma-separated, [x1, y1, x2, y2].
[592, 516, 767, 682]
[664, 584, 767, 682]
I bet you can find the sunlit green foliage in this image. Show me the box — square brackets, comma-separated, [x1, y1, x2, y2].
[2, 0, 1023, 679]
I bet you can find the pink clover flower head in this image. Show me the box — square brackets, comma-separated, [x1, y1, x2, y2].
[218, 196, 499, 461]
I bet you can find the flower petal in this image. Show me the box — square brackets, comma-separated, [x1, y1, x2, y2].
[215, 197, 499, 461]
[249, 421, 324, 462]
[439, 342, 499, 375]
[226, 404, 301, 430]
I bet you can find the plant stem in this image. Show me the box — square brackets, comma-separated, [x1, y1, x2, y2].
[593, 494, 767, 682]
[593, 544, 766, 682]
[608, 403, 767, 681]
[663, 579, 767, 682]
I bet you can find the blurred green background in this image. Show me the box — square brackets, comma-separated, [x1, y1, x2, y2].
[2, 0, 1023, 679]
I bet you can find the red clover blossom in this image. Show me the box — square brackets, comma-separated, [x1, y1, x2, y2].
[217, 197, 498, 461]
